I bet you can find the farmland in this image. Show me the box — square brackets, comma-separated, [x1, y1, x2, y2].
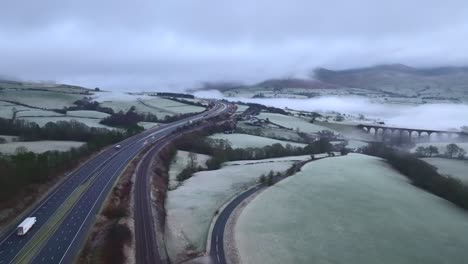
[236, 154, 468, 264]
[165, 155, 309, 263]
[208, 133, 306, 148]
[0, 140, 85, 154]
[421, 157, 468, 183]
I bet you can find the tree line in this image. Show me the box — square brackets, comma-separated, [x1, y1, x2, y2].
[0, 118, 128, 203]
[173, 129, 334, 182]
[415, 143, 466, 159]
[363, 142, 468, 211]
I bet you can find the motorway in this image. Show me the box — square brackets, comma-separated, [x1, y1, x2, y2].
[0, 101, 231, 264]
[133, 116, 232, 264]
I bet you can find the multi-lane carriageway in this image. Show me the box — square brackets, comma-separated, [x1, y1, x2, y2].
[0, 102, 232, 264]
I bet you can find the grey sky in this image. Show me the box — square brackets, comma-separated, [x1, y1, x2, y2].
[1, 0, 468, 90]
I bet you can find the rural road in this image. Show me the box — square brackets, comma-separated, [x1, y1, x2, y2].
[210, 156, 331, 264]
[210, 185, 264, 264]
[0, 101, 231, 264]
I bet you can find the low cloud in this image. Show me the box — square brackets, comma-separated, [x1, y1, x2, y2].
[1, 0, 468, 90]
[195, 91, 468, 131]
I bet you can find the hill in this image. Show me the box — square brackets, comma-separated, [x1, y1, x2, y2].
[0, 79, 93, 94]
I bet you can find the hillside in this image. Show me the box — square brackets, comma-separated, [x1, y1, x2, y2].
[0, 79, 93, 94]
[314, 64, 468, 98]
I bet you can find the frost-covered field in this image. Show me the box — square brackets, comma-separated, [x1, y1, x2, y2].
[412, 142, 468, 154]
[257, 112, 335, 133]
[0, 102, 36, 119]
[66, 110, 110, 119]
[0, 90, 83, 108]
[15, 109, 63, 117]
[346, 140, 369, 149]
[235, 104, 249, 113]
[18, 116, 113, 129]
[168, 150, 211, 189]
[0, 140, 85, 154]
[421, 157, 468, 183]
[208, 133, 306, 148]
[236, 154, 468, 264]
[142, 97, 205, 114]
[137, 121, 160, 130]
[237, 122, 305, 142]
[101, 97, 204, 119]
[165, 155, 308, 263]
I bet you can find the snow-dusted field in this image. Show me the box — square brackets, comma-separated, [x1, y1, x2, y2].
[236, 154, 468, 264]
[165, 155, 308, 263]
[142, 97, 205, 114]
[101, 97, 204, 119]
[237, 122, 305, 142]
[137, 121, 160, 130]
[257, 112, 335, 134]
[18, 116, 113, 129]
[66, 110, 110, 119]
[0, 90, 83, 108]
[0, 103, 36, 119]
[346, 140, 369, 149]
[208, 133, 306, 148]
[0, 140, 85, 154]
[421, 157, 468, 183]
[235, 104, 249, 113]
[168, 150, 211, 190]
[15, 109, 64, 117]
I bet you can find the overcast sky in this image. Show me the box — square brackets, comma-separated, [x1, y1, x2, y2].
[1, 0, 468, 91]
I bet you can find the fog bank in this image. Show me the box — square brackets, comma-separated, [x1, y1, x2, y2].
[194, 91, 468, 131]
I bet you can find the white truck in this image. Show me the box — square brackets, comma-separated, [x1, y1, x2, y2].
[17, 217, 36, 235]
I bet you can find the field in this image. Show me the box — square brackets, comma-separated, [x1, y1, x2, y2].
[18, 116, 113, 129]
[257, 112, 335, 134]
[208, 133, 306, 148]
[66, 110, 110, 119]
[168, 150, 211, 190]
[101, 97, 205, 119]
[137, 121, 160, 130]
[0, 140, 85, 154]
[236, 154, 468, 264]
[237, 122, 305, 142]
[421, 157, 468, 183]
[0, 90, 83, 109]
[164, 155, 310, 263]
[235, 104, 249, 114]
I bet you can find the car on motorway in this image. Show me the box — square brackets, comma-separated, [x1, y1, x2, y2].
[17, 217, 36, 235]
[115, 144, 122, 149]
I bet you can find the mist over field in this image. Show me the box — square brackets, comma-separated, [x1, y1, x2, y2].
[194, 90, 468, 130]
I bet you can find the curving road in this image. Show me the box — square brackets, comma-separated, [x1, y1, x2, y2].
[210, 157, 330, 264]
[0, 101, 231, 264]
[210, 185, 264, 264]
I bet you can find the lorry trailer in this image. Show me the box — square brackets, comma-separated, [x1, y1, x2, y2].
[17, 217, 36, 235]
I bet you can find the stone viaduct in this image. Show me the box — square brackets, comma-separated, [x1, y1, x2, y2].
[356, 124, 468, 142]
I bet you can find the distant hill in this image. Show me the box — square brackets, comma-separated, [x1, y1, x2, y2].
[0, 79, 93, 94]
[256, 78, 342, 90]
[313, 64, 468, 92]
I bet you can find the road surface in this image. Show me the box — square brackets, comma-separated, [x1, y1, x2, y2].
[210, 185, 264, 264]
[0, 101, 231, 264]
